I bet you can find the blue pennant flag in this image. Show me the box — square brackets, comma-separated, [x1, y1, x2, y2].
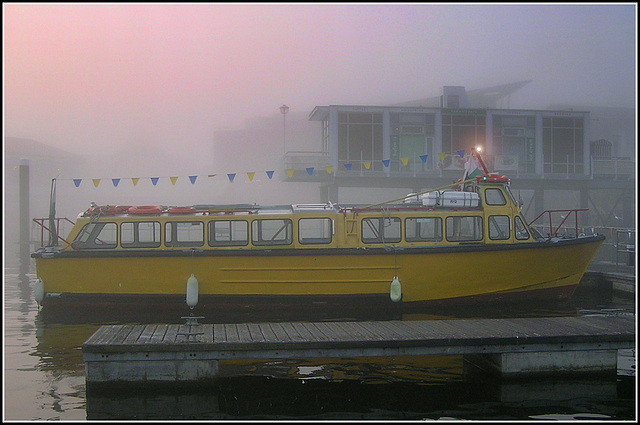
[306, 167, 314, 176]
[189, 175, 198, 184]
[457, 150, 465, 159]
[112, 178, 120, 187]
[73, 179, 82, 187]
[266, 170, 275, 179]
[382, 159, 390, 168]
[344, 163, 352, 171]
[151, 177, 159, 186]
[227, 173, 236, 182]
[420, 154, 428, 163]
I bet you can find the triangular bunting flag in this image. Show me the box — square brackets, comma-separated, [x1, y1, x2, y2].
[306, 167, 314, 176]
[438, 152, 446, 161]
[363, 162, 371, 170]
[92, 179, 101, 187]
[189, 175, 198, 184]
[207, 174, 216, 178]
[420, 154, 428, 163]
[344, 163, 352, 171]
[131, 178, 139, 186]
[286, 169, 294, 178]
[247, 172, 255, 181]
[227, 173, 236, 182]
[73, 179, 82, 187]
[151, 177, 159, 186]
[112, 178, 120, 187]
[266, 170, 275, 179]
[382, 159, 390, 168]
[401, 157, 409, 166]
[457, 150, 465, 159]
[325, 165, 333, 174]
[170, 176, 179, 185]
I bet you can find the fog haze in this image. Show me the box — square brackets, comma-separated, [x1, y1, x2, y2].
[3, 3, 637, 229]
[5, 4, 636, 155]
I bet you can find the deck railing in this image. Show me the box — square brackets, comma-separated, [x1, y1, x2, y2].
[528, 208, 589, 239]
[32, 217, 77, 249]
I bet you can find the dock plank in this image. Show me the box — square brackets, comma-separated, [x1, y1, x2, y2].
[137, 324, 158, 344]
[123, 325, 146, 345]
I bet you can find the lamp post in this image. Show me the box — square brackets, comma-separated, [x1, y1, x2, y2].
[280, 104, 289, 157]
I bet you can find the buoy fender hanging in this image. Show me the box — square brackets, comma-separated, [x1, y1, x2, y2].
[186, 273, 199, 308]
[390, 276, 402, 302]
[35, 278, 45, 305]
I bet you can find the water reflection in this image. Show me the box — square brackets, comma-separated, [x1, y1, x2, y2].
[5, 263, 636, 421]
[84, 373, 633, 420]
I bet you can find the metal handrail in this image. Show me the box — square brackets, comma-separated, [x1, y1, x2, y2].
[528, 208, 589, 238]
[32, 217, 78, 250]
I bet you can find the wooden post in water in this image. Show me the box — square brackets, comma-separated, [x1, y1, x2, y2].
[19, 159, 30, 274]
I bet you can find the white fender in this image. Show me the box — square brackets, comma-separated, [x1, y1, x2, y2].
[186, 273, 199, 308]
[390, 276, 402, 302]
[35, 278, 45, 305]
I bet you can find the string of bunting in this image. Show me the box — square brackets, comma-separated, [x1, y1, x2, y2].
[61, 152, 468, 188]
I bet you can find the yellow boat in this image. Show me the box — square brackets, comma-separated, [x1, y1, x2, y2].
[32, 157, 604, 314]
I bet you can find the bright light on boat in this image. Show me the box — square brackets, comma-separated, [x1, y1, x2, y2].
[475, 146, 483, 153]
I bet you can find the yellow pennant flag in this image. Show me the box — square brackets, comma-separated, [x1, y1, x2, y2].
[401, 157, 409, 166]
[170, 176, 179, 185]
[286, 169, 294, 178]
[325, 165, 333, 174]
[438, 152, 446, 161]
[131, 178, 139, 186]
[92, 179, 101, 187]
[247, 172, 255, 181]
[207, 174, 216, 178]
[363, 161, 371, 170]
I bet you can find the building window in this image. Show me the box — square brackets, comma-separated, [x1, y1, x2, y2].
[543, 116, 586, 174]
[441, 111, 486, 155]
[492, 115, 536, 174]
[338, 112, 383, 171]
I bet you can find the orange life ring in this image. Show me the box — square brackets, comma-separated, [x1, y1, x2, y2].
[167, 206, 196, 215]
[128, 205, 163, 215]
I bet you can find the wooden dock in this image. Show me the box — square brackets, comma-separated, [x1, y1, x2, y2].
[83, 315, 636, 385]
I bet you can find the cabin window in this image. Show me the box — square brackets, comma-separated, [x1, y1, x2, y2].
[251, 219, 292, 246]
[72, 222, 117, 249]
[405, 217, 442, 242]
[484, 188, 506, 205]
[446, 216, 483, 242]
[514, 216, 531, 240]
[361, 217, 401, 244]
[208, 220, 248, 246]
[488, 215, 511, 240]
[298, 218, 333, 244]
[165, 221, 204, 247]
[121, 221, 161, 248]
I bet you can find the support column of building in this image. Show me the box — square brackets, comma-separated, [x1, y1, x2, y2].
[533, 188, 545, 221]
[485, 111, 493, 155]
[320, 184, 339, 204]
[621, 188, 635, 230]
[19, 159, 30, 275]
[580, 188, 591, 228]
[535, 113, 544, 176]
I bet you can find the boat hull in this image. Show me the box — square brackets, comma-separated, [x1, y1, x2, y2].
[33, 235, 604, 312]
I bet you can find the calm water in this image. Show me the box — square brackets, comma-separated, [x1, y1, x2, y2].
[3, 258, 637, 421]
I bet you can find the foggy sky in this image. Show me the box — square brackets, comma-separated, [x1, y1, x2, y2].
[4, 3, 637, 164]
